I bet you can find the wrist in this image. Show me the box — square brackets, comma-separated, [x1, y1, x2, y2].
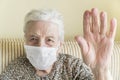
[92, 67, 112, 80]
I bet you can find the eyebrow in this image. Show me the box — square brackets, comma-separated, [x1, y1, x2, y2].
[29, 33, 40, 37]
[29, 33, 55, 38]
[46, 36, 55, 38]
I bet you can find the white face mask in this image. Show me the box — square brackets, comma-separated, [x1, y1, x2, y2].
[24, 45, 58, 70]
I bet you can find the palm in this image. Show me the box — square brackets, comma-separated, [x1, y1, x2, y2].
[75, 8, 117, 70]
[83, 32, 113, 69]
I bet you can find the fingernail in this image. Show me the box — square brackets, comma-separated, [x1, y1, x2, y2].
[111, 18, 117, 26]
[101, 12, 105, 17]
[86, 12, 90, 18]
[92, 8, 98, 15]
[85, 11, 90, 16]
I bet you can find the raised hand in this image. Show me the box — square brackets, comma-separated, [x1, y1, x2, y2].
[75, 8, 117, 80]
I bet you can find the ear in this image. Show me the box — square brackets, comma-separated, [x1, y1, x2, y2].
[24, 34, 27, 43]
[60, 41, 64, 47]
[24, 34, 28, 38]
[24, 34, 25, 37]
[57, 41, 64, 54]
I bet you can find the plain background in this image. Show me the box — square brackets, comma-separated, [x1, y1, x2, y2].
[0, 0, 120, 41]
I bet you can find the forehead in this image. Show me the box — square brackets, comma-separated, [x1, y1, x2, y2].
[26, 21, 59, 37]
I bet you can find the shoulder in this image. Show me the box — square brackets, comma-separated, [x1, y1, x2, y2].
[58, 53, 94, 79]
[5, 57, 33, 72]
[58, 53, 78, 60]
[0, 56, 35, 80]
[58, 53, 83, 66]
[58, 53, 85, 71]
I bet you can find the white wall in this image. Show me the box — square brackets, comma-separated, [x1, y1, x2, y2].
[0, 0, 120, 40]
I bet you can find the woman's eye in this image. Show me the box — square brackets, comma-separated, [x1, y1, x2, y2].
[30, 38, 37, 41]
[47, 39, 52, 41]
[47, 39, 54, 42]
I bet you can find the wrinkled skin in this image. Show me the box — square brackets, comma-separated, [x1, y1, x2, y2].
[75, 8, 117, 80]
[24, 21, 61, 76]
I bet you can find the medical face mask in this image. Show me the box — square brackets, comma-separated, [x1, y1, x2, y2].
[24, 45, 58, 70]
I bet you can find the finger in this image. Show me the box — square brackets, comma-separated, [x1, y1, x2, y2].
[100, 12, 107, 35]
[91, 8, 100, 34]
[108, 18, 117, 40]
[75, 36, 88, 55]
[83, 10, 91, 36]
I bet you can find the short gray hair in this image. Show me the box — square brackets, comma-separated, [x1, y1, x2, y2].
[24, 9, 64, 41]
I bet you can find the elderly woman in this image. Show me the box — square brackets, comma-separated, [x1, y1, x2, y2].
[0, 8, 117, 80]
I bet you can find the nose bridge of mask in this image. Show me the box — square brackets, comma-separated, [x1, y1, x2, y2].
[24, 45, 58, 57]
[41, 47, 58, 56]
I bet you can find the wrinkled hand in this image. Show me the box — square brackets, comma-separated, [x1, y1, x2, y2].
[75, 8, 117, 71]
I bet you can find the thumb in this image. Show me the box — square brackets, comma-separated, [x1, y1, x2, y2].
[75, 35, 88, 55]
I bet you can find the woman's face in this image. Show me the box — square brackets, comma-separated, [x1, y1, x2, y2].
[24, 21, 60, 48]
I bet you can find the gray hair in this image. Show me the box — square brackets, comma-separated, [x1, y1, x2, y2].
[24, 9, 64, 41]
